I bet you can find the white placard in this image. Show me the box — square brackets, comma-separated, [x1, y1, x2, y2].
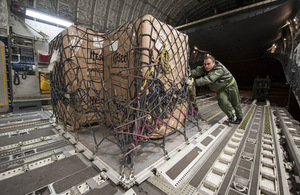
[109, 40, 118, 51]
[93, 37, 103, 48]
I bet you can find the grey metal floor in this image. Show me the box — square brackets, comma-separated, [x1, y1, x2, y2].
[0, 96, 299, 194]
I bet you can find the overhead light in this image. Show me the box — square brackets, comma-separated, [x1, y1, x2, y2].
[26, 8, 73, 27]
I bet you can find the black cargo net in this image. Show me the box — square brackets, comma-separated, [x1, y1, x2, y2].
[49, 15, 197, 170]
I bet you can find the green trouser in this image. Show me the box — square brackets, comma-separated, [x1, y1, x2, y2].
[217, 81, 243, 120]
[189, 85, 197, 109]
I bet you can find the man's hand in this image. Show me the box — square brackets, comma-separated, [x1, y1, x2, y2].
[185, 77, 194, 86]
[187, 67, 191, 76]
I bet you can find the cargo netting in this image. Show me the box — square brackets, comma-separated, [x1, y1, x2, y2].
[49, 14, 197, 169]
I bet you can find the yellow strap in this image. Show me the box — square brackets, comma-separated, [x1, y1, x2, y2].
[188, 78, 194, 90]
[160, 48, 170, 73]
[140, 42, 170, 91]
[140, 66, 153, 91]
[226, 77, 235, 88]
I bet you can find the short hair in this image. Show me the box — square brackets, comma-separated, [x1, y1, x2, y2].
[204, 55, 215, 63]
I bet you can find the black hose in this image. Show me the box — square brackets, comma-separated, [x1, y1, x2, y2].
[14, 71, 20, 85]
[22, 72, 27, 79]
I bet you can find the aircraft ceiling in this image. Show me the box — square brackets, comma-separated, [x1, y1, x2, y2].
[177, 0, 298, 61]
[10, 0, 271, 31]
[9, 0, 300, 61]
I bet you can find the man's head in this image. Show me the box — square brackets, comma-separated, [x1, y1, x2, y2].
[203, 56, 215, 71]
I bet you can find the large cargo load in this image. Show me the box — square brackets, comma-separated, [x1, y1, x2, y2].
[49, 14, 190, 145]
[49, 26, 105, 130]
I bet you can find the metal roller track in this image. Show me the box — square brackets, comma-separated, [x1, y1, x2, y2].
[0, 111, 144, 195]
[275, 107, 300, 193]
[143, 101, 251, 194]
[196, 99, 224, 123]
[196, 103, 289, 195]
[147, 100, 293, 195]
[276, 107, 300, 175]
[0, 111, 52, 128]
[0, 102, 297, 195]
[0, 140, 70, 172]
[0, 111, 115, 195]
[0, 122, 53, 136]
[196, 104, 256, 194]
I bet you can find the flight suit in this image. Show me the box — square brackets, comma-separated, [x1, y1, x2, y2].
[190, 60, 243, 120]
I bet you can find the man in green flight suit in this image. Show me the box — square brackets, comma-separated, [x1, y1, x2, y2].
[186, 56, 243, 124]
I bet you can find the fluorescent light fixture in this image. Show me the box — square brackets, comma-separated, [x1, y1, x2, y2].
[26, 8, 73, 27]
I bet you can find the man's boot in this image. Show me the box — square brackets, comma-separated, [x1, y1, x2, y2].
[228, 115, 235, 123]
[232, 118, 242, 124]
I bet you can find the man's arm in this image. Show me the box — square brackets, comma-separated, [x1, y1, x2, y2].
[194, 68, 223, 86]
[190, 66, 205, 78]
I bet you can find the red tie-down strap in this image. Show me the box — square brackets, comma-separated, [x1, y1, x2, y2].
[39, 53, 50, 62]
